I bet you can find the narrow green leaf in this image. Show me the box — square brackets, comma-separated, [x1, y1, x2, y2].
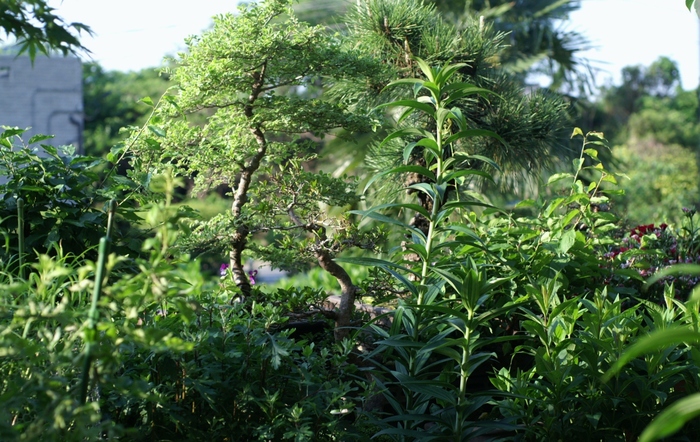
[406, 183, 436, 200]
[603, 327, 700, 381]
[443, 86, 497, 104]
[645, 264, 700, 289]
[444, 128, 505, 146]
[381, 78, 424, 93]
[413, 57, 437, 83]
[362, 202, 432, 220]
[386, 164, 436, 183]
[403, 138, 440, 164]
[441, 200, 500, 213]
[443, 169, 495, 184]
[332, 256, 411, 273]
[349, 209, 423, 237]
[639, 393, 700, 442]
[434, 63, 468, 85]
[380, 99, 436, 117]
[465, 155, 501, 171]
[377, 127, 434, 152]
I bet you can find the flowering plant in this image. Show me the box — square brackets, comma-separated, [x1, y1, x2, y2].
[602, 209, 700, 302]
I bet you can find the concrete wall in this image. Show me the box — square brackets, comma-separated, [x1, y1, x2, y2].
[0, 56, 83, 153]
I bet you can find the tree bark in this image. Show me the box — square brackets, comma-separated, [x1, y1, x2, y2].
[315, 248, 358, 341]
[229, 63, 268, 300]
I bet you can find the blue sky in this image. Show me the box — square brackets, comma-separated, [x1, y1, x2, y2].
[49, 0, 700, 91]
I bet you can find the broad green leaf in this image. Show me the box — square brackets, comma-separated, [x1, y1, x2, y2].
[558, 229, 576, 254]
[571, 127, 584, 138]
[583, 148, 598, 159]
[1, 128, 25, 138]
[139, 96, 154, 106]
[147, 125, 165, 137]
[514, 199, 537, 209]
[639, 393, 700, 442]
[27, 134, 54, 144]
[547, 172, 573, 185]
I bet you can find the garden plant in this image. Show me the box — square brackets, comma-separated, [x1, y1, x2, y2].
[2, 0, 700, 441]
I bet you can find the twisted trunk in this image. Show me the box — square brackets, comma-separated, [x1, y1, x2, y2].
[288, 208, 358, 341]
[229, 63, 268, 299]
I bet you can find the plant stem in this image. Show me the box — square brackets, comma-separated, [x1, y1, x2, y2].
[79, 236, 108, 404]
[17, 197, 24, 279]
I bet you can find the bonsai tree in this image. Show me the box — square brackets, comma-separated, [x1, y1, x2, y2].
[129, 0, 382, 340]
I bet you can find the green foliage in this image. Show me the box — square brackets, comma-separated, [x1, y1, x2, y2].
[342, 0, 570, 195]
[4, 2, 700, 439]
[613, 141, 698, 226]
[0, 127, 144, 263]
[0, 0, 92, 60]
[82, 63, 172, 157]
[0, 166, 360, 441]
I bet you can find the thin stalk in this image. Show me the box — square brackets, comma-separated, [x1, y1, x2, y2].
[17, 198, 24, 279]
[105, 199, 117, 239]
[570, 136, 586, 195]
[456, 311, 474, 437]
[79, 236, 108, 404]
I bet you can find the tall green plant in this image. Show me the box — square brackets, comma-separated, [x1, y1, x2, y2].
[341, 58, 520, 440]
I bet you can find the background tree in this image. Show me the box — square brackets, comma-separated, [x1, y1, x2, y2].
[580, 57, 700, 225]
[0, 0, 91, 60]
[294, 0, 591, 93]
[338, 0, 570, 209]
[82, 62, 171, 157]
